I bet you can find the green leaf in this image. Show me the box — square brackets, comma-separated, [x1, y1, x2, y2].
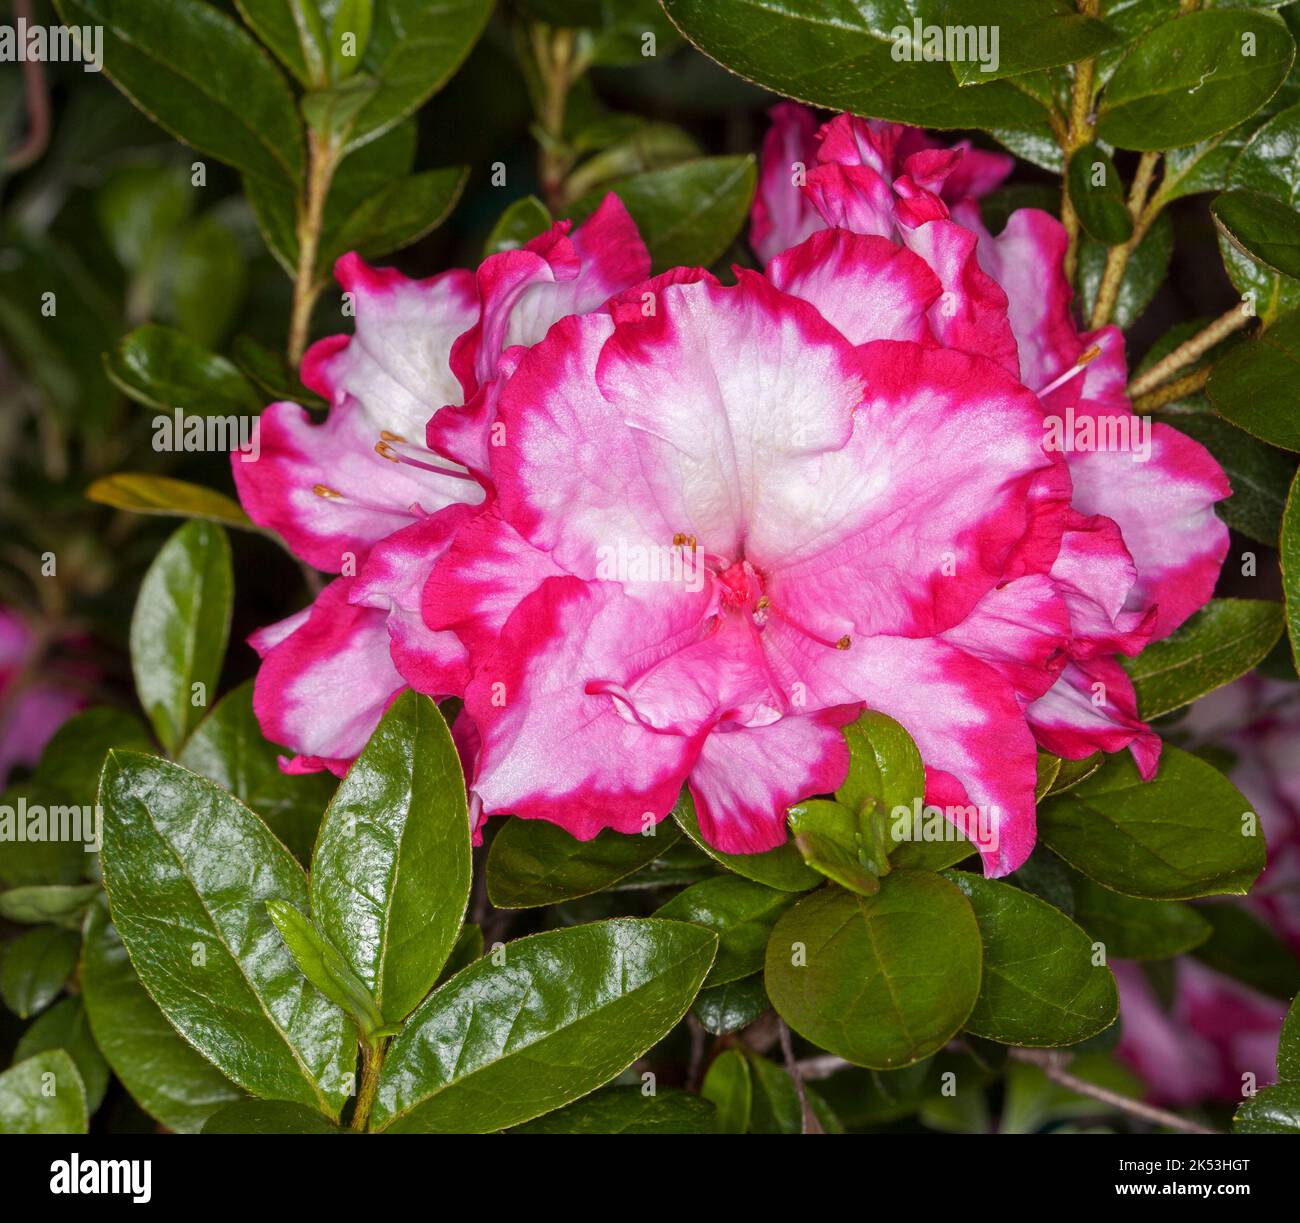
[435, 923, 483, 986]
[655, 876, 796, 985]
[266, 900, 385, 1037]
[1191, 903, 1300, 1000]
[1123, 598, 1285, 718]
[1208, 310, 1300, 451]
[1214, 188, 1300, 280]
[81, 901, 242, 1133]
[1078, 209, 1173, 329]
[330, 0, 374, 81]
[945, 871, 1118, 1047]
[673, 790, 820, 893]
[787, 799, 885, 895]
[317, 166, 467, 267]
[509, 1087, 716, 1134]
[1046, 752, 1105, 795]
[233, 333, 325, 408]
[0, 884, 100, 926]
[1037, 745, 1267, 900]
[172, 214, 248, 348]
[1068, 143, 1133, 245]
[1169, 409, 1296, 545]
[745, 1052, 842, 1134]
[1234, 1083, 1300, 1133]
[178, 681, 335, 865]
[1096, 9, 1295, 151]
[949, 2, 1123, 86]
[32, 707, 155, 807]
[569, 155, 757, 273]
[484, 195, 552, 257]
[764, 873, 982, 1070]
[202, 1098, 344, 1133]
[701, 1047, 751, 1134]
[1071, 876, 1212, 961]
[14, 997, 109, 1112]
[1279, 993, 1300, 1081]
[88, 474, 255, 533]
[1, 926, 80, 1018]
[660, 0, 1049, 132]
[371, 918, 717, 1132]
[99, 752, 353, 1117]
[129, 520, 233, 755]
[0, 1051, 87, 1135]
[53, 0, 304, 185]
[105, 323, 261, 414]
[692, 975, 769, 1036]
[1287, 468, 1300, 671]
[488, 817, 681, 909]
[234, 0, 330, 88]
[311, 692, 471, 1024]
[344, 0, 494, 149]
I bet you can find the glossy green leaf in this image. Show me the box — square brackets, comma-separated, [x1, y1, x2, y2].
[329, 0, 374, 81]
[745, 1052, 842, 1134]
[202, 1099, 342, 1133]
[948, 1, 1123, 86]
[88, 474, 254, 533]
[1234, 1083, 1300, 1133]
[267, 900, 386, 1038]
[1096, 9, 1295, 151]
[53, 0, 304, 185]
[764, 873, 983, 1070]
[1036, 752, 1063, 800]
[1214, 188, 1300, 280]
[484, 195, 552, 257]
[701, 1047, 751, 1134]
[945, 871, 1117, 1047]
[1279, 993, 1300, 1081]
[1123, 598, 1285, 718]
[1219, 103, 1300, 323]
[179, 681, 335, 865]
[1169, 409, 1296, 545]
[435, 923, 483, 987]
[105, 323, 260, 414]
[311, 692, 471, 1024]
[1046, 752, 1105, 795]
[487, 818, 679, 909]
[129, 520, 232, 755]
[570, 155, 756, 273]
[318, 166, 467, 267]
[673, 790, 819, 893]
[343, 0, 494, 149]
[81, 901, 242, 1133]
[172, 215, 247, 348]
[99, 752, 353, 1117]
[234, 0, 330, 87]
[1068, 143, 1133, 245]
[372, 918, 717, 1132]
[33, 707, 155, 806]
[1071, 877, 1212, 961]
[509, 1087, 715, 1134]
[0, 884, 100, 926]
[1208, 310, 1300, 451]
[233, 333, 325, 408]
[692, 975, 769, 1036]
[660, 0, 1048, 132]
[787, 799, 885, 895]
[0, 1051, 87, 1135]
[14, 997, 109, 1111]
[655, 876, 795, 985]
[1, 926, 80, 1018]
[1038, 745, 1267, 900]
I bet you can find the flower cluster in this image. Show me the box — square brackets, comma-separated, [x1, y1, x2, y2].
[234, 107, 1230, 877]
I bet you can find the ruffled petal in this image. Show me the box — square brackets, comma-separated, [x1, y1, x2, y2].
[750, 102, 825, 265]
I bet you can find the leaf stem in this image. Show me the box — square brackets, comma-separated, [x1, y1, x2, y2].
[288, 129, 340, 367]
[1061, 1, 1101, 284]
[1127, 302, 1253, 398]
[1131, 367, 1212, 413]
[1088, 151, 1162, 329]
[532, 24, 581, 212]
[351, 1039, 385, 1132]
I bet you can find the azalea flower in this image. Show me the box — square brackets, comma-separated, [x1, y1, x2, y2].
[232, 197, 650, 775]
[0, 608, 90, 787]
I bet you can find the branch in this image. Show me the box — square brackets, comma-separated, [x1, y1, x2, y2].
[1127, 302, 1253, 398]
[1088, 151, 1162, 330]
[1131, 367, 1210, 414]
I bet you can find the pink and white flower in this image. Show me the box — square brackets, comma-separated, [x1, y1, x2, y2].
[234, 197, 650, 776]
